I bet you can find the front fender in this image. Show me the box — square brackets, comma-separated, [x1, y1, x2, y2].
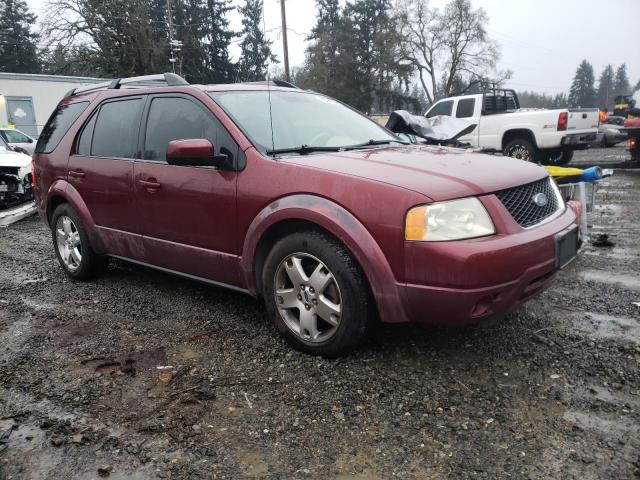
[240, 194, 408, 324]
[46, 180, 106, 253]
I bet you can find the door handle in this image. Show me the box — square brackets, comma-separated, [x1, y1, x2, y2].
[69, 170, 86, 178]
[138, 179, 161, 189]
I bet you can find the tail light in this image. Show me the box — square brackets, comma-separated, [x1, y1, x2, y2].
[31, 159, 38, 188]
[630, 138, 638, 150]
[557, 112, 568, 131]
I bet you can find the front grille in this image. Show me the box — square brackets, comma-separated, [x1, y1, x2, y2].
[495, 177, 559, 228]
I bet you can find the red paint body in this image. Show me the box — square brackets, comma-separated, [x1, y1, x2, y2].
[33, 84, 577, 325]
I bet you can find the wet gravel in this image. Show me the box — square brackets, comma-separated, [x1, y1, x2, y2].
[1, 154, 639, 479]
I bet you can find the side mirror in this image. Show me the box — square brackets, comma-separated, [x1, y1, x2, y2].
[166, 139, 228, 168]
[28, 137, 34, 143]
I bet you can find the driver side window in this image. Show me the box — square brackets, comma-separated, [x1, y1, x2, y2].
[143, 96, 239, 167]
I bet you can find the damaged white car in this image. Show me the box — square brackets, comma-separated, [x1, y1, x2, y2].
[0, 135, 36, 227]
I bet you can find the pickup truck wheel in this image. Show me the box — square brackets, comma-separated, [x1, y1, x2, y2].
[262, 230, 373, 357]
[504, 139, 538, 163]
[51, 204, 107, 280]
[542, 149, 573, 166]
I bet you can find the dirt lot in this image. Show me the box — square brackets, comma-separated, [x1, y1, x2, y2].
[1, 147, 639, 479]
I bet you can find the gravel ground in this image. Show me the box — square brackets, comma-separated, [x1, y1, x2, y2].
[1, 153, 639, 479]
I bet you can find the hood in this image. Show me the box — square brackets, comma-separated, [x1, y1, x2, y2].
[281, 145, 547, 201]
[0, 148, 31, 169]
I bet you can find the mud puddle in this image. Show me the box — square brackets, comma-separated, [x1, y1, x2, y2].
[572, 311, 640, 344]
[579, 270, 640, 291]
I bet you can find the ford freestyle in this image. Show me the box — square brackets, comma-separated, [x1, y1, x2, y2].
[32, 73, 579, 356]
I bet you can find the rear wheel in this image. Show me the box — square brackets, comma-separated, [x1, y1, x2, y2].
[51, 204, 107, 280]
[503, 138, 539, 163]
[542, 149, 574, 166]
[262, 230, 373, 357]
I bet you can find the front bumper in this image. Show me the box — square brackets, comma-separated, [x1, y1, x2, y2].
[398, 204, 577, 325]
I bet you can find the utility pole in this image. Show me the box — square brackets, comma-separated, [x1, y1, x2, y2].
[280, 0, 290, 82]
[166, 0, 181, 74]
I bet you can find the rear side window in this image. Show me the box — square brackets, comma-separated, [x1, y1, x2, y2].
[35, 102, 89, 153]
[456, 98, 476, 118]
[426, 100, 453, 118]
[143, 96, 238, 166]
[91, 98, 143, 159]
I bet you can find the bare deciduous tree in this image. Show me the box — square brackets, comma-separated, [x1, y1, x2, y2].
[398, 0, 507, 104]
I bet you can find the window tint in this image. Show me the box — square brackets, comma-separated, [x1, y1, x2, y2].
[35, 102, 88, 153]
[144, 96, 237, 165]
[456, 98, 476, 118]
[92, 99, 143, 158]
[426, 100, 453, 118]
[76, 114, 97, 156]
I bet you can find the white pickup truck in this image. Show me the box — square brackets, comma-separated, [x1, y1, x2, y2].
[424, 89, 599, 164]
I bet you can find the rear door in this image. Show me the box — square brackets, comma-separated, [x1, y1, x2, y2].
[68, 96, 145, 258]
[133, 93, 241, 287]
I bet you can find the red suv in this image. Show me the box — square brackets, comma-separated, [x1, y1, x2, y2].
[33, 73, 579, 356]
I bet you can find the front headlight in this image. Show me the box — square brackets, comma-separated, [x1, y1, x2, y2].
[405, 197, 496, 241]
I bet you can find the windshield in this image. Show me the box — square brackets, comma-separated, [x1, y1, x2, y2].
[209, 90, 402, 154]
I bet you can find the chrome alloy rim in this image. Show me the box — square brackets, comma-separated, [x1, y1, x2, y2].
[274, 252, 342, 343]
[56, 216, 82, 271]
[508, 145, 531, 161]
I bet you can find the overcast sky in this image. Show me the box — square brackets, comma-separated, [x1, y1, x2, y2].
[26, 0, 639, 95]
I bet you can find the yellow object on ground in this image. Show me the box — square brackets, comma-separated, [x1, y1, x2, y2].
[544, 165, 584, 178]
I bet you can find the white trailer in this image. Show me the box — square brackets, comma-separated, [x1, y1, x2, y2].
[0, 73, 105, 137]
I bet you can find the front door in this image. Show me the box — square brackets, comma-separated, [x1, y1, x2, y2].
[6, 97, 37, 137]
[134, 94, 241, 287]
[68, 96, 145, 258]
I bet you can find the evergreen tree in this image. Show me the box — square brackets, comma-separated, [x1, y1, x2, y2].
[596, 65, 615, 109]
[204, 0, 235, 83]
[568, 60, 596, 108]
[613, 63, 630, 95]
[0, 0, 40, 73]
[237, 0, 276, 82]
[302, 0, 342, 96]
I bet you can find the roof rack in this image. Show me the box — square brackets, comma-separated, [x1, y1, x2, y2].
[64, 73, 189, 98]
[242, 79, 299, 89]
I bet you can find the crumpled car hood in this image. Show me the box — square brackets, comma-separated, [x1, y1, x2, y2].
[281, 145, 548, 201]
[0, 149, 31, 170]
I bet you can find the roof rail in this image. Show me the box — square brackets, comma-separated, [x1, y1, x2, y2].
[242, 79, 299, 89]
[63, 73, 189, 98]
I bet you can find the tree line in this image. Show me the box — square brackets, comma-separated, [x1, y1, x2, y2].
[1, 0, 506, 114]
[0, 0, 276, 84]
[521, 61, 639, 110]
[1, 0, 638, 114]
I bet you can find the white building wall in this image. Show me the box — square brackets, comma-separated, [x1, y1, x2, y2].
[0, 73, 106, 135]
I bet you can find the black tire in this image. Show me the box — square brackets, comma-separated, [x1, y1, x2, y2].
[51, 203, 107, 280]
[262, 230, 374, 357]
[503, 138, 539, 163]
[542, 149, 574, 166]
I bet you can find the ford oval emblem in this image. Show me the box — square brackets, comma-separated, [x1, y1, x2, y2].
[532, 193, 548, 207]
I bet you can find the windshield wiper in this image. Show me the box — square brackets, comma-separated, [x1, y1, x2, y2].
[267, 145, 345, 155]
[344, 139, 409, 149]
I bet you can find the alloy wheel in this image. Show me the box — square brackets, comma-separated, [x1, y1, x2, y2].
[55, 215, 82, 271]
[273, 252, 343, 343]
[508, 145, 531, 161]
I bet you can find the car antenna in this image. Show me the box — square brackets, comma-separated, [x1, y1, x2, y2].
[262, 3, 276, 159]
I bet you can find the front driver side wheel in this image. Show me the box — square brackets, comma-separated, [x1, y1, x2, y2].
[51, 204, 107, 280]
[262, 230, 374, 357]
